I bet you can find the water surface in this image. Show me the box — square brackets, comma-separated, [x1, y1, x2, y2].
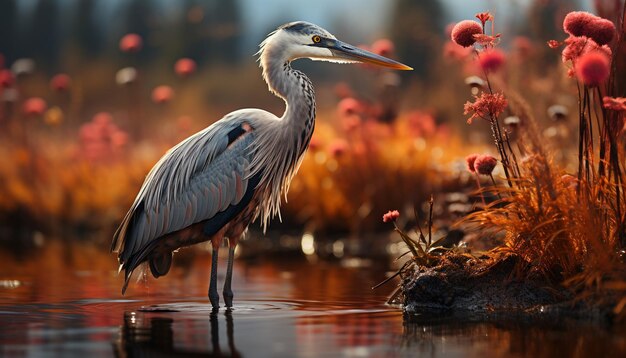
[1, 241, 625, 357]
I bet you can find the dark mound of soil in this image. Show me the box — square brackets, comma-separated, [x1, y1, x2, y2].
[401, 253, 572, 313]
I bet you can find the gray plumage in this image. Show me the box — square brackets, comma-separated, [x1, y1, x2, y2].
[111, 21, 411, 307]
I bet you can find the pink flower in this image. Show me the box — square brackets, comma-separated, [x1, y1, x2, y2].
[466, 153, 480, 173]
[576, 51, 610, 86]
[22, 97, 47, 116]
[151, 85, 174, 104]
[473, 33, 501, 48]
[119, 33, 142, 53]
[587, 18, 616, 45]
[563, 11, 597, 37]
[561, 36, 612, 66]
[561, 36, 589, 63]
[328, 139, 349, 158]
[371, 39, 395, 57]
[443, 41, 472, 60]
[382, 210, 400, 223]
[174, 58, 196, 77]
[584, 39, 611, 59]
[563, 11, 616, 46]
[337, 97, 361, 117]
[475, 12, 492, 27]
[308, 136, 321, 151]
[464, 92, 508, 124]
[93, 112, 113, 126]
[451, 20, 483, 47]
[0, 69, 14, 88]
[478, 48, 506, 72]
[547, 40, 561, 49]
[603, 97, 626, 111]
[475, 155, 498, 175]
[111, 131, 129, 147]
[50, 73, 71, 92]
[341, 115, 360, 132]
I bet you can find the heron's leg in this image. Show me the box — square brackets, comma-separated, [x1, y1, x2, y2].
[223, 243, 236, 308]
[209, 245, 220, 309]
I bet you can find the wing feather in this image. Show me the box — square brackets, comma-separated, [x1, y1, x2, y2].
[112, 114, 261, 280]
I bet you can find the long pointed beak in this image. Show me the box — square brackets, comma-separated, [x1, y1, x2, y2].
[325, 39, 413, 71]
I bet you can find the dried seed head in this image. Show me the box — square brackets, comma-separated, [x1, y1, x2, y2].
[11, 58, 35, 76]
[504, 116, 521, 128]
[465, 153, 480, 173]
[115, 67, 138, 86]
[475, 155, 498, 175]
[547, 105, 568, 121]
[451, 20, 483, 47]
[464, 76, 485, 95]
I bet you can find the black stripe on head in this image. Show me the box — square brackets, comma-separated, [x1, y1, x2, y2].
[279, 21, 320, 36]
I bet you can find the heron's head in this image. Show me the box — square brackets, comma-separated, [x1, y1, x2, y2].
[258, 21, 412, 70]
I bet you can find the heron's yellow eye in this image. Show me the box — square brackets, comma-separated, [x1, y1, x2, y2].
[312, 35, 321, 43]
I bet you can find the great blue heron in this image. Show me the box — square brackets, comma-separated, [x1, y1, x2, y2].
[111, 21, 411, 309]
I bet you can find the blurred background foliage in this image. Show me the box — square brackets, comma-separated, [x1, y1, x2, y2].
[0, 0, 591, 250]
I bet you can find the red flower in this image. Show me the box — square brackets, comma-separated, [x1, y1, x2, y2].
[576, 51, 610, 86]
[563, 11, 597, 37]
[382, 210, 400, 223]
[464, 92, 508, 124]
[371, 39, 395, 57]
[586, 18, 616, 46]
[478, 48, 506, 72]
[22, 97, 47, 116]
[466, 153, 480, 173]
[151, 85, 174, 104]
[174, 58, 196, 77]
[603, 97, 626, 111]
[50, 73, 71, 92]
[0, 69, 14, 88]
[119, 33, 142, 53]
[451, 20, 483, 47]
[475, 12, 493, 27]
[475, 155, 498, 175]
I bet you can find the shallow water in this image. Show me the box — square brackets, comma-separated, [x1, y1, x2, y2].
[1, 241, 625, 357]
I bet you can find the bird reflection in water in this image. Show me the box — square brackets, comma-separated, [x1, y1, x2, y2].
[115, 309, 241, 357]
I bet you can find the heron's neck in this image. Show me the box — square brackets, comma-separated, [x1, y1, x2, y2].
[262, 59, 316, 129]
